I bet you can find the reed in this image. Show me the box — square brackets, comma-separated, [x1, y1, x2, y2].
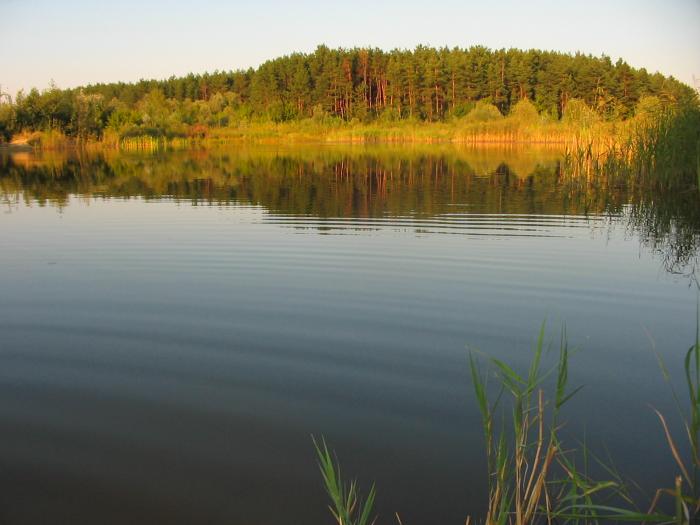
[467, 320, 700, 524]
[313, 436, 377, 525]
[648, 314, 700, 523]
[468, 324, 660, 525]
[563, 106, 700, 191]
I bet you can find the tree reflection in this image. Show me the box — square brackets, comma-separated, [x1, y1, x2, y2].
[1, 146, 697, 280]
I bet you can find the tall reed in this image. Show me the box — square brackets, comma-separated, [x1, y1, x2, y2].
[468, 324, 664, 524]
[649, 315, 700, 523]
[564, 106, 700, 191]
[313, 436, 377, 525]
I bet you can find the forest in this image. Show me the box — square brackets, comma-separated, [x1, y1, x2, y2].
[0, 45, 697, 144]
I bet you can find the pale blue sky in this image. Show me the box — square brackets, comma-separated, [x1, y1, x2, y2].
[1, 0, 699, 97]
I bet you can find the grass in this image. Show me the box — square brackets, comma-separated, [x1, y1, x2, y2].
[102, 118, 626, 148]
[648, 314, 700, 522]
[468, 324, 651, 525]
[315, 320, 700, 524]
[313, 436, 377, 525]
[563, 106, 700, 191]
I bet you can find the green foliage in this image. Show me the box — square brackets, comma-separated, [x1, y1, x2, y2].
[564, 105, 700, 191]
[313, 437, 376, 525]
[563, 98, 600, 128]
[377, 106, 401, 123]
[469, 324, 683, 525]
[0, 103, 14, 142]
[3, 45, 696, 144]
[508, 98, 539, 125]
[636, 96, 664, 120]
[72, 90, 106, 139]
[138, 89, 170, 129]
[451, 101, 476, 118]
[464, 100, 503, 123]
[106, 106, 138, 132]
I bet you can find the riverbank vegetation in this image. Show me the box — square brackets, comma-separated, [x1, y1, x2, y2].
[0, 46, 697, 149]
[563, 104, 700, 190]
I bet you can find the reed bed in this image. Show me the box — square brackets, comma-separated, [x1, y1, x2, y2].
[563, 107, 700, 191]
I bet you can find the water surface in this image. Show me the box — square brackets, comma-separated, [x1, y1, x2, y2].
[0, 145, 698, 524]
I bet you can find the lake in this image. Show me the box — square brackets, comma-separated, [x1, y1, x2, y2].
[0, 145, 698, 524]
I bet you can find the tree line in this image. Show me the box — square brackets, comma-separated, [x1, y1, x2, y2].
[0, 45, 697, 141]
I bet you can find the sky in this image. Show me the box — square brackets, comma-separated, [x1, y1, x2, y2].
[1, 0, 699, 98]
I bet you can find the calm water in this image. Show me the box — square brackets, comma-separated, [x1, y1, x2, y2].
[0, 145, 698, 524]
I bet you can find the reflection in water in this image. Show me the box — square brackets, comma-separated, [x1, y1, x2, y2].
[1, 145, 697, 276]
[627, 196, 700, 280]
[0, 145, 698, 525]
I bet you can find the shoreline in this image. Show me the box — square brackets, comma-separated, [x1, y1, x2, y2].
[1, 132, 584, 152]
[0, 141, 32, 152]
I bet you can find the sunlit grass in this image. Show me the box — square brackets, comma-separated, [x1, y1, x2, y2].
[563, 107, 700, 191]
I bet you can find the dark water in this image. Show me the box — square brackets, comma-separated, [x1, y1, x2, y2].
[0, 145, 698, 524]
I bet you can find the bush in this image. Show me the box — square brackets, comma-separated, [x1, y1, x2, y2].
[377, 107, 401, 123]
[451, 102, 475, 119]
[635, 95, 664, 121]
[463, 101, 503, 123]
[0, 104, 14, 142]
[508, 98, 539, 125]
